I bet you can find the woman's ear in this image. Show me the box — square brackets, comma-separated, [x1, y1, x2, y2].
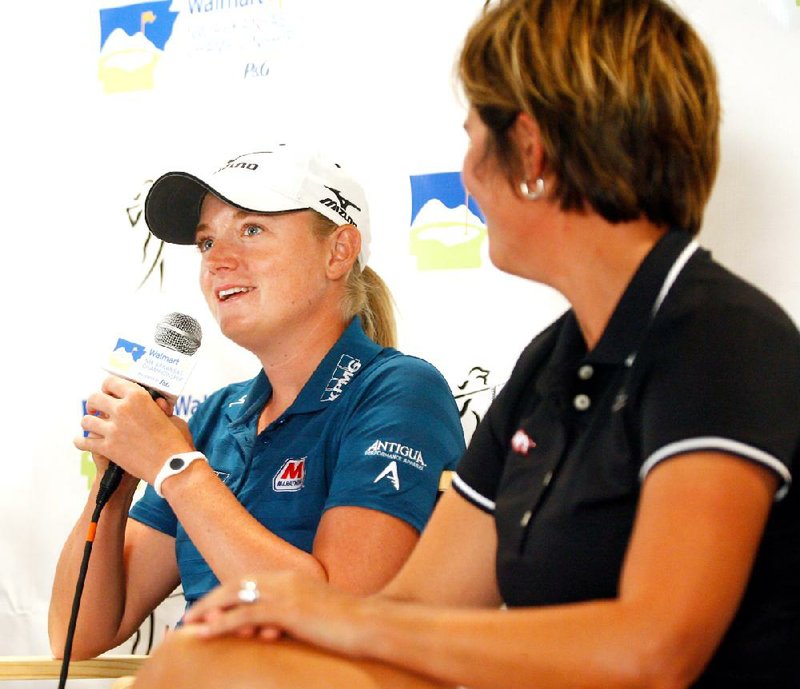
[327, 224, 361, 280]
[512, 111, 546, 181]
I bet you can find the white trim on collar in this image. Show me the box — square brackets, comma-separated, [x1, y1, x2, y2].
[652, 239, 700, 317]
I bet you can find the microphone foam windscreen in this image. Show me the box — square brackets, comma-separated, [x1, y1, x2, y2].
[155, 313, 203, 355]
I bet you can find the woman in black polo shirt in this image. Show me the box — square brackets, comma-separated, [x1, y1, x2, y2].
[162, 2, 800, 687]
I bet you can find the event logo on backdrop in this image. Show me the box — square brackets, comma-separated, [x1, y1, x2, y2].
[453, 366, 501, 441]
[98, 0, 291, 94]
[98, 2, 178, 93]
[127, 179, 166, 286]
[409, 172, 486, 271]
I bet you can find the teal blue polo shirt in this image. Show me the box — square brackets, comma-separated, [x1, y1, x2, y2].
[130, 318, 465, 605]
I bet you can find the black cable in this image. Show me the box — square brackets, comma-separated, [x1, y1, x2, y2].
[146, 611, 156, 654]
[57, 465, 123, 689]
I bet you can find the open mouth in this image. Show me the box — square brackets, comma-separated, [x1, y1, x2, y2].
[218, 287, 254, 302]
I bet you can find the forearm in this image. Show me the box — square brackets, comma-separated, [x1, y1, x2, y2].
[354, 598, 696, 689]
[48, 478, 136, 659]
[162, 461, 326, 584]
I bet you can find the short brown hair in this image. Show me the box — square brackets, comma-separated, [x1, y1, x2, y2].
[459, 0, 720, 235]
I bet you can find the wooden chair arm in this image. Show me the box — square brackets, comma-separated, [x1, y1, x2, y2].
[0, 654, 148, 681]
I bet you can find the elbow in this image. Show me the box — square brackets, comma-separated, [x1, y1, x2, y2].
[624, 630, 713, 689]
[50, 638, 111, 662]
[48, 622, 115, 661]
[47, 620, 68, 659]
[49, 638, 64, 660]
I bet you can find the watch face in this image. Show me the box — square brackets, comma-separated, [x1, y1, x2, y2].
[169, 457, 186, 470]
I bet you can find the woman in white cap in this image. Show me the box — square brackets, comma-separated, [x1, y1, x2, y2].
[49, 146, 465, 660]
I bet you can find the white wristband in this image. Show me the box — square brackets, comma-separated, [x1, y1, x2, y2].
[153, 451, 207, 498]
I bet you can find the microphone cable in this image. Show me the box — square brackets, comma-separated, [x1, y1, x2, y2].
[57, 464, 123, 689]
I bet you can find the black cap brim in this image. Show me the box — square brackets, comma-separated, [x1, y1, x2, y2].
[144, 172, 215, 245]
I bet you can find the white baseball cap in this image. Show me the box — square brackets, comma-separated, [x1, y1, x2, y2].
[144, 145, 371, 268]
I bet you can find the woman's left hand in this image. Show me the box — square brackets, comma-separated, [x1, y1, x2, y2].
[182, 571, 371, 656]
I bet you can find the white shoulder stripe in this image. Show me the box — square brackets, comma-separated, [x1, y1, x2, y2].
[652, 240, 700, 316]
[640, 437, 792, 501]
[451, 472, 496, 512]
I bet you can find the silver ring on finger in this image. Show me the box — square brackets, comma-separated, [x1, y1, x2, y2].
[237, 579, 260, 604]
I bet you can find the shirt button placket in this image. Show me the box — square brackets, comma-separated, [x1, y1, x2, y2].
[574, 364, 593, 412]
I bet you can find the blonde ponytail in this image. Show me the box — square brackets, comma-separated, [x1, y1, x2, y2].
[311, 212, 397, 348]
[350, 266, 397, 348]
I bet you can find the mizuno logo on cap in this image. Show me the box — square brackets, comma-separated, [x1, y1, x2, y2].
[320, 186, 360, 226]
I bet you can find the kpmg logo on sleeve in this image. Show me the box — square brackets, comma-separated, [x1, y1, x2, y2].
[320, 354, 362, 402]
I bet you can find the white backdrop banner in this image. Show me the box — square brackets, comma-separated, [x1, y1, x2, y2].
[1, 1, 799, 686]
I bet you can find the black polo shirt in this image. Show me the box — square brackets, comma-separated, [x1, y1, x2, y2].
[454, 230, 800, 687]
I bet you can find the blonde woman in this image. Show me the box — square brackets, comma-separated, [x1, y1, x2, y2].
[49, 146, 465, 660]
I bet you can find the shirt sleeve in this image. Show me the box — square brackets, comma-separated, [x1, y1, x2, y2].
[323, 355, 466, 532]
[128, 483, 178, 536]
[637, 293, 800, 497]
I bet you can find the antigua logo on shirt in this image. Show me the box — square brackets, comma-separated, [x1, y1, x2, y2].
[373, 461, 400, 490]
[365, 439, 426, 471]
[273, 457, 306, 492]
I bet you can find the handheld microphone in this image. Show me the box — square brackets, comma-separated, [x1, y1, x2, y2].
[59, 313, 204, 689]
[97, 312, 203, 504]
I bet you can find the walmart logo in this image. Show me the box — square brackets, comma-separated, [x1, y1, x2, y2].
[409, 172, 486, 271]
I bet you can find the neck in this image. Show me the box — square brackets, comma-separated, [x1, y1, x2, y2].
[255, 314, 349, 429]
[548, 215, 666, 350]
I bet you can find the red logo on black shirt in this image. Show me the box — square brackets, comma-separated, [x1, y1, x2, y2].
[511, 429, 536, 455]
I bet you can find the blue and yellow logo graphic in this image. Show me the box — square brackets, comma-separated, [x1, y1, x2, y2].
[98, 2, 178, 93]
[409, 172, 486, 271]
[108, 338, 147, 372]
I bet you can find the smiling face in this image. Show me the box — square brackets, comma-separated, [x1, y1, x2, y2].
[196, 193, 340, 352]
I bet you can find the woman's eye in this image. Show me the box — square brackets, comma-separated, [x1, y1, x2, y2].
[197, 237, 214, 253]
[243, 225, 263, 237]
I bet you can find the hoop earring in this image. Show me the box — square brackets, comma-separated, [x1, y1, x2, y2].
[519, 178, 545, 201]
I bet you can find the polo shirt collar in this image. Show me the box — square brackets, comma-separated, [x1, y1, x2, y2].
[542, 229, 698, 381]
[590, 229, 698, 365]
[226, 317, 384, 426]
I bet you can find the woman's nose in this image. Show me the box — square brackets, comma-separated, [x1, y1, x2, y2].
[204, 239, 239, 272]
